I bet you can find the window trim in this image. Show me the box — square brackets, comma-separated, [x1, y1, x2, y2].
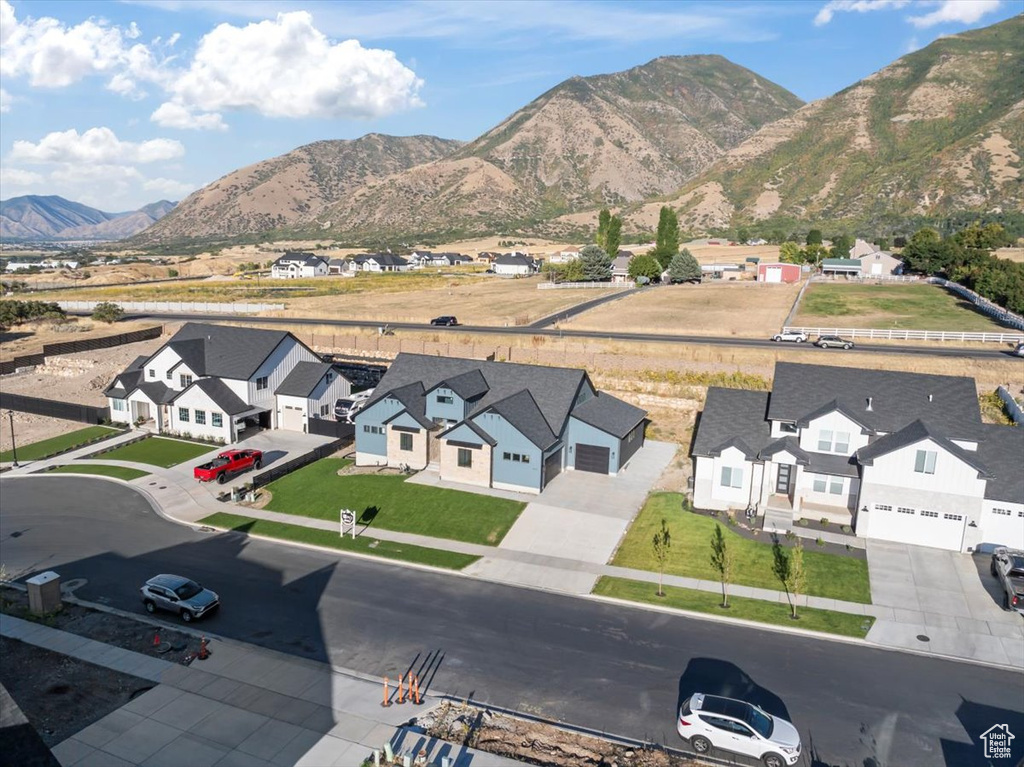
[399, 432, 413, 451]
[211, 412, 223, 428]
[255, 376, 269, 391]
[194, 409, 207, 425]
[720, 466, 743, 489]
[914, 449, 937, 474]
[178, 407, 190, 422]
[457, 447, 472, 468]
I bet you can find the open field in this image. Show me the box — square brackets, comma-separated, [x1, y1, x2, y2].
[681, 240, 781, 265]
[996, 246, 1024, 263]
[795, 282, 1011, 332]
[559, 281, 799, 336]
[0, 318, 164, 360]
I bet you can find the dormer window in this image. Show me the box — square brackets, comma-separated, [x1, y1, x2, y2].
[180, 374, 193, 388]
[780, 422, 797, 434]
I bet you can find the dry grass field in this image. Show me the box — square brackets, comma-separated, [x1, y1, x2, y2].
[0, 318, 167, 360]
[996, 246, 1024, 263]
[560, 281, 799, 336]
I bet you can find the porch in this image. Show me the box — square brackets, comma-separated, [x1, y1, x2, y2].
[763, 493, 854, 529]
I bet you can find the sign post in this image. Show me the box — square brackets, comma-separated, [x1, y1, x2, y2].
[340, 509, 356, 540]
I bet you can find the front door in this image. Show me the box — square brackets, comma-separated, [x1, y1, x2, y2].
[776, 464, 792, 495]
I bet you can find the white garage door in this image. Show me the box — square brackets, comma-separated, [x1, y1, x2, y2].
[281, 405, 305, 432]
[982, 507, 1024, 549]
[764, 267, 782, 283]
[871, 505, 965, 551]
[871, 262, 883, 275]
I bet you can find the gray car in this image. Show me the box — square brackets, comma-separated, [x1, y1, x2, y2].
[140, 574, 219, 622]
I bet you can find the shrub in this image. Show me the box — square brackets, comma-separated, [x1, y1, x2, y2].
[820, 518, 829, 527]
[816, 537, 825, 547]
[91, 301, 124, 324]
[841, 524, 851, 533]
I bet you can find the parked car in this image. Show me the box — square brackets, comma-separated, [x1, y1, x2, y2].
[430, 315, 459, 326]
[140, 574, 219, 623]
[771, 331, 808, 343]
[193, 449, 263, 484]
[990, 547, 1024, 613]
[815, 335, 855, 350]
[677, 693, 801, 767]
[1012, 341, 1024, 357]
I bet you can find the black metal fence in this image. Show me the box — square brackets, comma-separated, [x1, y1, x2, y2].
[252, 435, 350, 489]
[0, 353, 44, 376]
[0, 392, 110, 424]
[307, 419, 355, 439]
[0, 325, 162, 376]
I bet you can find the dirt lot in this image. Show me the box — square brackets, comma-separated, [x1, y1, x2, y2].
[0, 318, 166, 361]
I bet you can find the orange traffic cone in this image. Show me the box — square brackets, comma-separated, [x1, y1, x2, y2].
[198, 636, 210, 660]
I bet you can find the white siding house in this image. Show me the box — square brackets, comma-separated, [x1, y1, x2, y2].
[271, 252, 329, 279]
[274, 361, 352, 433]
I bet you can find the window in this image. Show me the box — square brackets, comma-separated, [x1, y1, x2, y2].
[326, 373, 333, 384]
[920, 510, 939, 518]
[817, 429, 833, 451]
[256, 376, 269, 391]
[179, 374, 193, 388]
[993, 508, 1011, 516]
[178, 407, 190, 422]
[112, 399, 126, 412]
[503, 452, 530, 463]
[829, 477, 844, 495]
[720, 467, 743, 489]
[943, 513, 963, 521]
[320, 404, 330, 416]
[834, 431, 850, 453]
[915, 449, 937, 474]
[363, 425, 384, 435]
[817, 429, 850, 453]
[166, 370, 172, 380]
[458, 448, 472, 468]
[780, 422, 798, 434]
[400, 433, 413, 451]
[897, 507, 915, 515]
[194, 409, 206, 425]
[437, 395, 454, 405]
[813, 475, 827, 493]
[211, 413, 223, 428]
[148, 368, 155, 378]
[875, 504, 892, 512]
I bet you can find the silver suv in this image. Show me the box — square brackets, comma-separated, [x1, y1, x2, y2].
[677, 693, 801, 766]
[771, 330, 808, 343]
[141, 574, 219, 623]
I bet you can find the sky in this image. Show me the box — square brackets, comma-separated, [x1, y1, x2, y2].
[0, 0, 1018, 212]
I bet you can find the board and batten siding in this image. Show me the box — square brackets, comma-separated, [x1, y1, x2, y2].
[246, 339, 320, 422]
[472, 411, 542, 492]
[354, 396, 405, 464]
[798, 411, 870, 456]
[567, 417, 622, 473]
[275, 371, 352, 430]
[424, 386, 467, 423]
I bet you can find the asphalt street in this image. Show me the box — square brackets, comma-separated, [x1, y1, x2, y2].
[2, 477, 1022, 767]
[114, 311, 1023, 361]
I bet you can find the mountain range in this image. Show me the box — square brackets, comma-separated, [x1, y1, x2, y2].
[0, 196, 176, 241]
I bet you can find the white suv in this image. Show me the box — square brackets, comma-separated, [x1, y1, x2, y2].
[677, 693, 801, 766]
[771, 330, 808, 343]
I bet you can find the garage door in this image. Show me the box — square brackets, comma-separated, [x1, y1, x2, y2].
[280, 405, 305, 432]
[575, 444, 610, 474]
[871, 505, 965, 551]
[982, 508, 1024, 549]
[764, 267, 782, 283]
[544, 450, 562, 487]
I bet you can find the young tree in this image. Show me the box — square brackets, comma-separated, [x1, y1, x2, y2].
[652, 518, 672, 597]
[802, 243, 829, 266]
[605, 215, 622, 260]
[91, 301, 124, 324]
[579, 244, 612, 282]
[667, 249, 701, 283]
[709, 524, 734, 608]
[651, 206, 680, 269]
[596, 208, 611, 252]
[806, 229, 823, 246]
[772, 539, 806, 619]
[628, 254, 662, 282]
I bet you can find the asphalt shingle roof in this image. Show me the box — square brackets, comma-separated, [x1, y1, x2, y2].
[274, 252, 326, 267]
[187, 377, 251, 415]
[494, 254, 534, 267]
[136, 381, 176, 404]
[691, 388, 772, 460]
[856, 420, 990, 476]
[275, 361, 336, 397]
[484, 389, 557, 449]
[758, 436, 809, 463]
[162, 323, 294, 381]
[571, 393, 646, 438]
[438, 369, 489, 400]
[976, 424, 1024, 503]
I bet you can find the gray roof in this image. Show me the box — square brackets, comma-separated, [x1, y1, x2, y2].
[354, 253, 408, 266]
[274, 251, 326, 267]
[137, 381, 176, 404]
[435, 369, 489, 400]
[186, 377, 251, 415]
[976, 424, 1024, 503]
[768, 363, 983, 440]
[691, 388, 772, 460]
[383, 381, 433, 429]
[483, 389, 557, 449]
[494, 254, 535, 267]
[104, 367, 143, 398]
[805, 452, 860, 478]
[758, 436, 809, 463]
[441, 418, 498, 447]
[159, 323, 296, 381]
[275, 361, 338, 397]
[571, 393, 646, 438]
[856, 420, 990, 476]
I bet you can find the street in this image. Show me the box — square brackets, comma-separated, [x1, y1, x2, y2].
[1, 476, 1022, 767]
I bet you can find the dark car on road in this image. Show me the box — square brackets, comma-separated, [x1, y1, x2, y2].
[141, 574, 219, 623]
[430, 315, 459, 326]
[815, 335, 855, 350]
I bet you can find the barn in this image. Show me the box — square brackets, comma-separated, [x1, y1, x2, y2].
[757, 262, 802, 284]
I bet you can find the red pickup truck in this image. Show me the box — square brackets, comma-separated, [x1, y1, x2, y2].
[194, 449, 263, 484]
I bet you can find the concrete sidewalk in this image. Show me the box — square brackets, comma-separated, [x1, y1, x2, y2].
[1, 613, 523, 767]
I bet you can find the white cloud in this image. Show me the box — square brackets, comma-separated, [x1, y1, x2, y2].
[907, 0, 1001, 28]
[814, 0, 910, 26]
[143, 177, 196, 198]
[1, 168, 46, 188]
[10, 127, 184, 164]
[0, 87, 11, 113]
[150, 101, 227, 131]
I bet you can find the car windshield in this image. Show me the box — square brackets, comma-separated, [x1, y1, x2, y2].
[745, 706, 774, 738]
[174, 581, 202, 599]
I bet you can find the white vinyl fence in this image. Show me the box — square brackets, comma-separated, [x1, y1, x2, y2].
[538, 281, 635, 289]
[784, 326, 1024, 344]
[60, 301, 285, 314]
[929, 277, 1024, 331]
[997, 386, 1024, 425]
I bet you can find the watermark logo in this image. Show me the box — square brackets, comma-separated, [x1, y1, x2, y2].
[981, 724, 1015, 759]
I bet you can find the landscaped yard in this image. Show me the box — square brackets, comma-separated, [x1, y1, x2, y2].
[200, 512, 480, 570]
[795, 283, 1009, 331]
[0, 425, 120, 463]
[95, 437, 215, 468]
[593, 577, 874, 638]
[611, 493, 872, 603]
[48, 464, 150, 481]
[262, 458, 525, 545]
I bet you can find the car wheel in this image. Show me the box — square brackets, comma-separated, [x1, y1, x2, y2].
[181, 609, 194, 623]
[797, 337, 805, 343]
[763, 753, 786, 767]
[843, 343, 851, 350]
[821, 343, 829, 349]
[991, 562, 998, 577]
[690, 736, 711, 754]
[144, 600, 156, 614]
[772, 336, 781, 342]
[217, 472, 227, 484]
[253, 460, 261, 470]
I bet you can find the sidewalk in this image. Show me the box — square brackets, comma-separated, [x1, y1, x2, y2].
[1, 613, 523, 767]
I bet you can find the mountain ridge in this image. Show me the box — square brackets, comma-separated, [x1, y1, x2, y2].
[0, 195, 177, 241]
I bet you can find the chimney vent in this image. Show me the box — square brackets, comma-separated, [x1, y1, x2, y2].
[866, 397, 873, 411]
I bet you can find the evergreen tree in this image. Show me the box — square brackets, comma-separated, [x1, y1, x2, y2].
[652, 206, 680, 269]
[667, 249, 701, 282]
[806, 229, 823, 246]
[596, 208, 611, 252]
[579, 244, 612, 282]
[605, 215, 622, 260]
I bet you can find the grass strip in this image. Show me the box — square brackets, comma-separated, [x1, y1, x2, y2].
[48, 464, 150, 481]
[199, 512, 480, 571]
[594, 576, 875, 639]
[96, 436, 214, 468]
[1, 425, 119, 463]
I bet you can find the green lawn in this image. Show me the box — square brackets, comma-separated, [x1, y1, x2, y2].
[48, 463, 150, 481]
[594, 577, 875, 639]
[96, 437, 214, 468]
[612, 493, 872, 603]
[262, 458, 525, 546]
[796, 283, 1008, 331]
[200, 512, 480, 570]
[0, 425, 119, 463]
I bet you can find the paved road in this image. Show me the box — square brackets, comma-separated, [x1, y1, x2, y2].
[111, 311, 1021, 360]
[528, 286, 642, 328]
[2, 477, 1022, 767]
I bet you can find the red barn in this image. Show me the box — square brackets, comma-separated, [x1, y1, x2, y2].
[757, 262, 801, 284]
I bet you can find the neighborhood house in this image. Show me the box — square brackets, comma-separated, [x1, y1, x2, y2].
[354, 353, 648, 493]
[691, 362, 1024, 552]
[270, 252, 329, 279]
[492, 253, 539, 276]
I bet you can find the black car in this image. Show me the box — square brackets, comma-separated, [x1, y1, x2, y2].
[430, 316, 459, 326]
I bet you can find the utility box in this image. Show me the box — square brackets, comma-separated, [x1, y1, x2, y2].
[26, 571, 62, 615]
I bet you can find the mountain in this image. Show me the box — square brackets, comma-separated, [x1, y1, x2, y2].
[133, 134, 462, 244]
[308, 55, 804, 241]
[0, 195, 177, 241]
[652, 15, 1024, 231]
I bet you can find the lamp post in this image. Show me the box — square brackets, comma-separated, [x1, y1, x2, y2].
[6, 410, 18, 468]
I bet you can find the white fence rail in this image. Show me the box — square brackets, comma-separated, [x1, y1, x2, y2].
[60, 300, 285, 314]
[784, 326, 1024, 343]
[538, 281, 634, 290]
[928, 277, 1024, 331]
[997, 386, 1024, 425]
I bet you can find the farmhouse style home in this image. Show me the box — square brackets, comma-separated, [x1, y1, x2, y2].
[351, 253, 411, 272]
[270, 252, 329, 279]
[492, 253, 539, 276]
[692, 362, 1024, 552]
[354, 353, 648, 493]
[105, 323, 350, 443]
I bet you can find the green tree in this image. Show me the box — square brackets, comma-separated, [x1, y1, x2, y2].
[806, 229, 823, 246]
[736, 227, 750, 245]
[803, 243, 828, 266]
[779, 242, 803, 264]
[768, 228, 786, 245]
[874, 237, 889, 251]
[651, 206, 680, 269]
[91, 301, 124, 324]
[652, 518, 672, 597]
[596, 209, 611, 252]
[628, 254, 662, 282]
[829, 234, 854, 258]
[579, 244, 611, 282]
[667, 249, 701, 283]
[605, 215, 622, 259]
[772, 539, 806, 619]
[709, 523, 734, 608]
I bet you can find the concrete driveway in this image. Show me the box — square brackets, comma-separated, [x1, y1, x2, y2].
[464, 440, 677, 593]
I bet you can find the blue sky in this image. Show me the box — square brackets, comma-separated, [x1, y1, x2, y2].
[0, 0, 1017, 211]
